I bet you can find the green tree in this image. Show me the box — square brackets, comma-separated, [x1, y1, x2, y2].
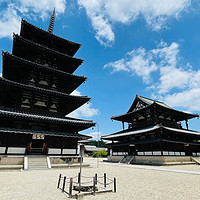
[92, 149, 108, 157]
[89, 140, 106, 147]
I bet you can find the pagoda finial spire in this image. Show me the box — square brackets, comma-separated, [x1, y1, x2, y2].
[48, 8, 55, 34]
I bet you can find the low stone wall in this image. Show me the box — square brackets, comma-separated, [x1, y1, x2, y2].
[107, 156, 124, 162]
[0, 156, 24, 165]
[133, 156, 192, 165]
[50, 156, 81, 164]
[108, 155, 193, 165]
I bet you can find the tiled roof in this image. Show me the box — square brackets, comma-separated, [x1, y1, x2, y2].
[102, 125, 160, 140]
[13, 34, 83, 63]
[111, 95, 199, 122]
[0, 108, 95, 126]
[0, 77, 90, 100]
[3, 52, 86, 81]
[105, 138, 200, 147]
[101, 124, 200, 140]
[21, 19, 81, 48]
[137, 95, 171, 109]
[0, 127, 91, 139]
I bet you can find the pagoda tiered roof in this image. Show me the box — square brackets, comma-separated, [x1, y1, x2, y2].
[0, 77, 90, 115]
[111, 95, 199, 123]
[2, 52, 86, 93]
[0, 127, 91, 139]
[20, 19, 81, 56]
[0, 108, 95, 131]
[12, 34, 83, 73]
[0, 77, 89, 100]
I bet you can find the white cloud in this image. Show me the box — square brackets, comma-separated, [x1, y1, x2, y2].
[68, 103, 99, 118]
[17, 0, 66, 20]
[70, 90, 82, 96]
[164, 88, 200, 112]
[90, 15, 114, 47]
[105, 40, 200, 112]
[67, 90, 99, 118]
[0, 1, 191, 43]
[104, 42, 177, 84]
[159, 67, 200, 112]
[0, 0, 66, 39]
[158, 66, 191, 94]
[88, 132, 101, 140]
[78, 0, 191, 45]
[104, 47, 158, 83]
[0, 4, 21, 39]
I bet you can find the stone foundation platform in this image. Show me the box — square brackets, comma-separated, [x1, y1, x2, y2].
[107, 156, 196, 165]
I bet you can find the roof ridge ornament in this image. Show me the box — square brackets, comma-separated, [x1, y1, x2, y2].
[48, 8, 56, 34]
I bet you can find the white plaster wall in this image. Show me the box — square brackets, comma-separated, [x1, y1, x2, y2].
[144, 152, 152, 155]
[0, 147, 6, 154]
[62, 149, 76, 155]
[7, 148, 26, 154]
[48, 148, 61, 154]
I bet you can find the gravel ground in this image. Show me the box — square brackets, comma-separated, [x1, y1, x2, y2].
[0, 158, 200, 200]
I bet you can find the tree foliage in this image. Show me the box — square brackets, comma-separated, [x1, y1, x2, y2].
[89, 140, 106, 147]
[92, 149, 108, 158]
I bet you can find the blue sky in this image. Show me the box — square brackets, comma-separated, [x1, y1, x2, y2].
[1, 0, 200, 139]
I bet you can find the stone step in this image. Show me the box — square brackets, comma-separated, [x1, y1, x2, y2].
[27, 156, 48, 170]
[120, 156, 134, 164]
[28, 167, 50, 170]
[29, 164, 47, 166]
[28, 160, 47, 162]
[29, 163, 47, 166]
[28, 166, 48, 169]
[191, 157, 200, 164]
[29, 166, 47, 169]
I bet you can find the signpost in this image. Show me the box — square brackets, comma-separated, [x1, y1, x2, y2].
[79, 144, 84, 193]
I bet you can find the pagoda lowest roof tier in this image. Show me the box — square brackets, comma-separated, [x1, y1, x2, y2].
[0, 108, 95, 130]
[21, 19, 81, 57]
[111, 95, 199, 123]
[0, 77, 90, 115]
[101, 124, 200, 140]
[2, 52, 86, 94]
[12, 34, 83, 74]
[0, 127, 91, 140]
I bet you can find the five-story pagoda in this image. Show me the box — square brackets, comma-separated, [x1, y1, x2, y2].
[0, 11, 95, 156]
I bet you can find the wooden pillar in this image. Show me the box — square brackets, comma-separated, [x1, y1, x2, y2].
[122, 122, 124, 130]
[185, 119, 189, 130]
[61, 137, 63, 155]
[5, 133, 10, 155]
[151, 103, 158, 125]
[159, 142, 163, 156]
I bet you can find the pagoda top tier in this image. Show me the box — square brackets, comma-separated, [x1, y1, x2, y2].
[111, 95, 199, 123]
[20, 19, 81, 56]
[12, 34, 83, 74]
